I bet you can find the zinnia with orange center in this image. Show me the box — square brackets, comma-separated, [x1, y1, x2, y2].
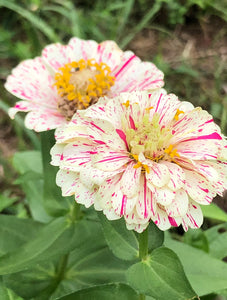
[5, 37, 164, 131]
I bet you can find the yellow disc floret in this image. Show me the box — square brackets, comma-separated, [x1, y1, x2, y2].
[54, 59, 115, 120]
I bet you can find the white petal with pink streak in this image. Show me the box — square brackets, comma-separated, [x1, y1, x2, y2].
[5, 57, 57, 107]
[56, 169, 79, 196]
[120, 162, 141, 198]
[86, 118, 127, 151]
[149, 92, 180, 127]
[25, 110, 64, 131]
[146, 161, 170, 188]
[112, 51, 164, 93]
[136, 176, 156, 219]
[50, 143, 65, 166]
[152, 186, 176, 206]
[181, 201, 203, 231]
[80, 161, 123, 187]
[151, 205, 172, 231]
[59, 141, 92, 172]
[92, 144, 130, 171]
[184, 170, 216, 204]
[165, 189, 189, 217]
[160, 161, 185, 191]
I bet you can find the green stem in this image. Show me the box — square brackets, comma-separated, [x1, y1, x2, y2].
[55, 254, 69, 283]
[139, 294, 146, 300]
[139, 227, 148, 260]
[70, 201, 81, 222]
[138, 227, 149, 300]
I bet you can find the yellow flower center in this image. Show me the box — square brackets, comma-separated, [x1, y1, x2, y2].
[123, 102, 181, 171]
[54, 59, 115, 120]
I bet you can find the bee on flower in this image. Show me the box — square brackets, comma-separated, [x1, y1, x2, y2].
[5, 37, 164, 131]
[51, 90, 227, 232]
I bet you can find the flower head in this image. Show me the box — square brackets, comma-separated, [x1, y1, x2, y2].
[5, 38, 164, 131]
[51, 90, 227, 232]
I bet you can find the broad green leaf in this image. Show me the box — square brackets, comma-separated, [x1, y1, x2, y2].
[56, 283, 138, 300]
[183, 228, 209, 252]
[0, 280, 23, 300]
[98, 212, 139, 260]
[165, 237, 227, 296]
[3, 221, 131, 299]
[41, 131, 71, 217]
[13, 151, 51, 222]
[0, 194, 17, 212]
[127, 247, 196, 300]
[13, 151, 42, 175]
[204, 223, 227, 259]
[148, 222, 164, 251]
[0, 215, 44, 256]
[0, 217, 70, 275]
[201, 203, 227, 222]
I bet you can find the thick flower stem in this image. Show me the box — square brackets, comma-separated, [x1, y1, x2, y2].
[138, 227, 149, 300]
[70, 201, 81, 222]
[139, 227, 148, 261]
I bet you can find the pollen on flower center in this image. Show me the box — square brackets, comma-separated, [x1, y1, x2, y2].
[54, 59, 115, 120]
[125, 107, 180, 165]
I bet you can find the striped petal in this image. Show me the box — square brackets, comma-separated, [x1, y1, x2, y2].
[165, 189, 189, 217]
[92, 144, 130, 171]
[181, 201, 203, 231]
[161, 161, 185, 191]
[184, 170, 216, 205]
[120, 162, 141, 198]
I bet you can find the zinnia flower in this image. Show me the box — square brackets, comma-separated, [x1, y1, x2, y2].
[51, 90, 227, 232]
[5, 38, 164, 132]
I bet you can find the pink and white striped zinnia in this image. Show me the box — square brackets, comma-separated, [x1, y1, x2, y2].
[51, 90, 227, 232]
[5, 37, 164, 132]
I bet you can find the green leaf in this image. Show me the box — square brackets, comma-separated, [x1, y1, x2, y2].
[148, 222, 164, 251]
[56, 283, 138, 300]
[0, 194, 17, 212]
[98, 212, 139, 260]
[201, 203, 227, 222]
[127, 247, 196, 300]
[0, 215, 44, 256]
[3, 221, 131, 299]
[165, 237, 227, 296]
[183, 229, 209, 253]
[0, 279, 23, 300]
[204, 223, 227, 259]
[0, 217, 70, 275]
[13, 151, 42, 175]
[13, 151, 52, 223]
[41, 131, 70, 217]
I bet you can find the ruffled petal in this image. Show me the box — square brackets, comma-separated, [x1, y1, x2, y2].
[181, 201, 203, 231]
[56, 169, 79, 196]
[160, 161, 185, 191]
[146, 161, 170, 188]
[5, 57, 57, 107]
[112, 52, 164, 93]
[92, 144, 130, 171]
[120, 162, 141, 198]
[50, 143, 65, 166]
[165, 189, 189, 217]
[184, 170, 216, 204]
[24, 110, 64, 132]
[60, 141, 92, 172]
[136, 176, 156, 219]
